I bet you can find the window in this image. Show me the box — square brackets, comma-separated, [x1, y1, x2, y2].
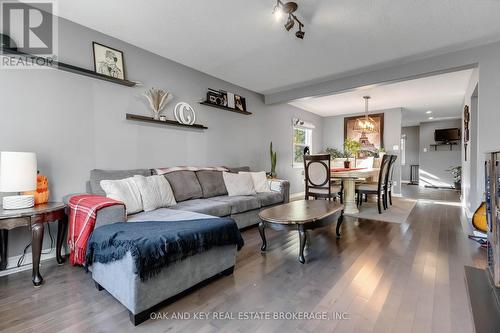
[293, 126, 312, 167]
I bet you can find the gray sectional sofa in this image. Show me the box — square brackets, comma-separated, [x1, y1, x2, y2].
[66, 166, 290, 325]
[84, 166, 290, 229]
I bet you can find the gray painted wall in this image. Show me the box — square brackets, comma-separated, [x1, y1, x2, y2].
[322, 108, 402, 194]
[401, 126, 420, 181]
[419, 119, 462, 188]
[0, 16, 323, 262]
[462, 69, 480, 216]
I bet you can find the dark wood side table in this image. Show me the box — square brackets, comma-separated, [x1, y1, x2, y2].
[0, 202, 67, 286]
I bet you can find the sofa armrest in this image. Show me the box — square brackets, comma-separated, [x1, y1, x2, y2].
[268, 179, 290, 203]
[63, 193, 126, 229]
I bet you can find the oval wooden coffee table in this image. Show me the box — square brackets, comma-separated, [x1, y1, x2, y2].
[258, 200, 344, 264]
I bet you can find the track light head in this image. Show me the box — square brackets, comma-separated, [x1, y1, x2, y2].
[295, 24, 305, 39]
[285, 15, 295, 31]
[272, 4, 283, 22]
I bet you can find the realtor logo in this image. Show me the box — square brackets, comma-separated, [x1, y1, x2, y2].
[1, 1, 54, 55]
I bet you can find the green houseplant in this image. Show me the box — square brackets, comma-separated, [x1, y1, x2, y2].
[325, 147, 344, 159]
[269, 142, 277, 178]
[343, 138, 361, 168]
[446, 166, 462, 190]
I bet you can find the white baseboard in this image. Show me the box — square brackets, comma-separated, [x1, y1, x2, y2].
[0, 247, 66, 277]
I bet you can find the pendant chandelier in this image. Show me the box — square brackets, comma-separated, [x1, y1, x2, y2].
[353, 96, 378, 133]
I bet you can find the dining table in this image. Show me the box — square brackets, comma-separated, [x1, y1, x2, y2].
[331, 167, 380, 214]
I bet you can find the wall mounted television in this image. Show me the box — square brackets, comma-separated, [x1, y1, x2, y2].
[434, 128, 461, 143]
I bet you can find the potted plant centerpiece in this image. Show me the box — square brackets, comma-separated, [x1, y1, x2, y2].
[343, 138, 361, 169]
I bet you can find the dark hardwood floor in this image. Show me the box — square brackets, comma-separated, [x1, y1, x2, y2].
[0, 186, 485, 332]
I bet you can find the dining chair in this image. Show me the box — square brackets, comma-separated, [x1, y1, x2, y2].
[304, 154, 340, 201]
[355, 154, 391, 214]
[385, 155, 398, 206]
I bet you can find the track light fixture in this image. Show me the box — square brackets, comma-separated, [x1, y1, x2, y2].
[272, 0, 305, 39]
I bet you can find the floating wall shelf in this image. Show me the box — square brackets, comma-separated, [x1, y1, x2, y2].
[1, 48, 138, 87]
[126, 113, 208, 130]
[429, 142, 458, 151]
[199, 101, 252, 115]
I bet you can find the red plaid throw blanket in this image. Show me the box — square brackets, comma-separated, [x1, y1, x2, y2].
[68, 195, 124, 265]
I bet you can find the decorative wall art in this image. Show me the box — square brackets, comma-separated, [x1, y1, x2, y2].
[464, 105, 470, 161]
[206, 88, 228, 107]
[143, 87, 173, 120]
[93, 42, 125, 80]
[234, 94, 246, 111]
[174, 102, 196, 125]
[344, 113, 384, 152]
[204, 88, 247, 112]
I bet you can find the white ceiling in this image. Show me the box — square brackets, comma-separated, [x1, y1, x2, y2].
[57, 0, 500, 95]
[289, 69, 473, 126]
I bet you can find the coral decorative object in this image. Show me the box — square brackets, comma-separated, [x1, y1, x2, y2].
[23, 173, 49, 205]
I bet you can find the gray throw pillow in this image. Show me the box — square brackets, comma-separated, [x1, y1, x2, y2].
[196, 170, 228, 198]
[164, 171, 203, 202]
[90, 169, 152, 196]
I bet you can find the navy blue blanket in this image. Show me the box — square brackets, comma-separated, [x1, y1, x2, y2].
[85, 218, 244, 281]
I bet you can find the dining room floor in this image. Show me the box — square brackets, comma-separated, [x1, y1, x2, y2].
[401, 183, 461, 202]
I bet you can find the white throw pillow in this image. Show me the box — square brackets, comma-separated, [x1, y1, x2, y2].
[239, 171, 271, 193]
[100, 177, 143, 214]
[133, 175, 177, 212]
[222, 172, 256, 196]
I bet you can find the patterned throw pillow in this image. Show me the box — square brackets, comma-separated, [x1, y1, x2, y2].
[133, 175, 176, 212]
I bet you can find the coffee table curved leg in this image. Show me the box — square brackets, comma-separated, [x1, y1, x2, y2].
[336, 211, 344, 238]
[258, 221, 267, 252]
[298, 225, 307, 264]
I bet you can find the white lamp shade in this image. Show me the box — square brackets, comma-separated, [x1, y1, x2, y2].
[0, 152, 37, 192]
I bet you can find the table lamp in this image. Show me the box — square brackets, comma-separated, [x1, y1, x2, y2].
[0, 152, 37, 209]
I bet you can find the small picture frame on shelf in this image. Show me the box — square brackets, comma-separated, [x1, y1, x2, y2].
[234, 94, 246, 111]
[207, 89, 228, 107]
[93, 42, 125, 80]
[159, 115, 167, 121]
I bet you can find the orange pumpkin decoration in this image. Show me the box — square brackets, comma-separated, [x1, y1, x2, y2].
[23, 173, 49, 205]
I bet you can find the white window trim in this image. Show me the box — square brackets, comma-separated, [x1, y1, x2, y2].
[293, 126, 313, 168]
[401, 134, 406, 166]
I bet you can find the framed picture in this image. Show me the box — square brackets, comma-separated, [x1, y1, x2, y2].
[234, 94, 246, 111]
[463, 105, 470, 142]
[207, 89, 228, 107]
[93, 42, 125, 80]
[344, 113, 384, 151]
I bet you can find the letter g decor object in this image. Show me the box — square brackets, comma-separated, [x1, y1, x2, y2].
[174, 102, 196, 125]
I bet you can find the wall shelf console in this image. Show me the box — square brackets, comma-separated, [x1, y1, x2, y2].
[126, 113, 208, 130]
